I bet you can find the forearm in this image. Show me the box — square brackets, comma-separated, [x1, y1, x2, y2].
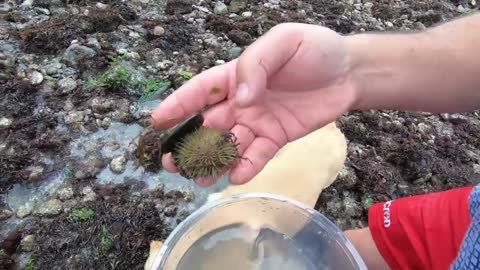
[346, 12, 480, 113]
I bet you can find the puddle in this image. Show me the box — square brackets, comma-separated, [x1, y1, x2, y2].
[5, 171, 66, 212]
[4, 117, 232, 232]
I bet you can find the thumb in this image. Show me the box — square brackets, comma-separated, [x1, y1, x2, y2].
[234, 23, 305, 108]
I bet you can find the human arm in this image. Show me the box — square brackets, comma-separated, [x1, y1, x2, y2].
[346, 12, 480, 114]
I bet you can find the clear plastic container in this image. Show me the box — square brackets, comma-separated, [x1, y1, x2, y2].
[150, 193, 368, 270]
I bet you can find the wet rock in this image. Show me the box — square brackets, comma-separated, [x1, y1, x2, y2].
[74, 156, 105, 180]
[90, 97, 114, 113]
[0, 230, 21, 254]
[228, 29, 252, 46]
[44, 62, 62, 75]
[343, 196, 362, 217]
[337, 166, 357, 189]
[113, 1, 138, 21]
[82, 186, 96, 202]
[65, 110, 87, 124]
[96, 2, 108, 9]
[17, 202, 34, 218]
[0, 252, 14, 269]
[163, 205, 177, 217]
[101, 117, 111, 128]
[0, 209, 13, 220]
[0, 117, 12, 128]
[58, 77, 77, 94]
[361, 195, 375, 210]
[111, 111, 135, 123]
[34, 199, 63, 217]
[417, 122, 431, 134]
[110, 155, 127, 174]
[57, 187, 74, 201]
[183, 191, 195, 202]
[0, 3, 11, 14]
[214, 1, 228, 15]
[20, 235, 34, 252]
[165, 0, 193, 15]
[27, 165, 44, 182]
[63, 44, 97, 66]
[62, 199, 78, 212]
[208, 38, 224, 49]
[153, 25, 165, 36]
[229, 0, 247, 13]
[30, 71, 44, 85]
[326, 200, 342, 213]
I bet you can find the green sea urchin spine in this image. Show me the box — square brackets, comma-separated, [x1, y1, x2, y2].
[172, 126, 239, 179]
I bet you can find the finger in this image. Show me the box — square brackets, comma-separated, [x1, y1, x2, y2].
[235, 23, 305, 107]
[151, 60, 237, 130]
[194, 176, 217, 188]
[229, 137, 280, 184]
[230, 124, 255, 155]
[161, 153, 179, 173]
[201, 100, 236, 131]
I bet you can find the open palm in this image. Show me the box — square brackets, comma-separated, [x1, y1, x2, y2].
[151, 23, 357, 187]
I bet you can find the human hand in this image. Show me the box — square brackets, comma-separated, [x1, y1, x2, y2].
[151, 23, 358, 187]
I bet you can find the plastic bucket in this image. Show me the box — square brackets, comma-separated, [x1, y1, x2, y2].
[150, 193, 368, 270]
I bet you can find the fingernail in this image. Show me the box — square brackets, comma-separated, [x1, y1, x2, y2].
[235, 83, 250, 107]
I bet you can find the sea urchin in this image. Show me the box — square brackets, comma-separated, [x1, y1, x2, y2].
[172, 126, 240, 179]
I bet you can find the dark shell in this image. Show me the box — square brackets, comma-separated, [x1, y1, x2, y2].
[160, 113, 204, 154]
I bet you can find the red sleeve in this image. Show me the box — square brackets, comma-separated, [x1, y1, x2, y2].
[368, 186, 474, 270]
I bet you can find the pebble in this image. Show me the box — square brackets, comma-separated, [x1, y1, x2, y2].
[63, 44, 97, 66]
[229, 47, 242, 58]
[204, 37, 220, 47]
[361, 196, 375, 210]
[96, 2, 108, 9]
[110, 155, 127, 174]
[343, 196, 362, 217]
[64, 110, 86, 124]
[229, 0, 247, 13]
[129, 31, 141, 38]
[214, 1, 228, 15]
[58, 77, 77, 94]
[57, 187, 74, 201]
[215, 59, 225, 65]
[17, 202, 34, 218]
[415, 22, 427, 31]
[183, 191, 195, 202]
[385, 21, 394, 28]
[34, 199, 63, 217]
[0, 117, 12, 128]
[20, 235, 34, 252]
[28, 166, 44, 182]
[101, 117, 111, 128]
[21, 0, 33, 7]
[30, 71, 44, 85]
[0, 3, 11, 14]
[241, 11, 252, 17]
[82, 186, 97, 202]
[0, 209, 13, 220]
[90, 97, 114, 113]
[337, 166, 357, 189]
[44, 62, 62, 75]
[153, 25, 165, 36]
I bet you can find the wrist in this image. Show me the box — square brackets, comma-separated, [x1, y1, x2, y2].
[342, 31, 430, 111]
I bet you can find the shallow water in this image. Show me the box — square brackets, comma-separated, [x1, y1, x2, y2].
[5, 120, 231, 214]
[6, 171, 66, 211]
[176, 224, 318, 270]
